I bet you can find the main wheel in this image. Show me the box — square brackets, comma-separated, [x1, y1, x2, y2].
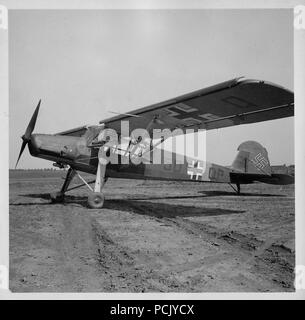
[50, 192, 65, 203]
[87, 192, 105, 209]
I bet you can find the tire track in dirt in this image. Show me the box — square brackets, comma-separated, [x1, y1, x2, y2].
[10, 174, 295, 292]
[90, 212, 196, 292]
[106, 199, 295, 291]
[91, 200, 254, 291]
[10, 204, 112, 292]
[162, 216, 295, 290]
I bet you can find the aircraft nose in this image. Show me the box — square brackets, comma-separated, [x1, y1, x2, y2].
[30, 134, 42, 148]
[28, 134, 42, 155]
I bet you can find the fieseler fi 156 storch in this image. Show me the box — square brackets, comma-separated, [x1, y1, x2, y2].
[15, 78, 294, 208]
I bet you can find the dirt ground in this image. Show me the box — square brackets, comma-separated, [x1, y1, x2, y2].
[9, 169, 295, 292]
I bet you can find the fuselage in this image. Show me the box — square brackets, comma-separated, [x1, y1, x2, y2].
[27, 131, 294, 186]
[27, 131, 232, 183]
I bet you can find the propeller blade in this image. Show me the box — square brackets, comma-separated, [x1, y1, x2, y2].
[15, 139, 28, 169]
[24, 99, 41, 140]
[15, 99, 41, 168]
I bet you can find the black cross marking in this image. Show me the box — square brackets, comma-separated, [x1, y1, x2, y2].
[167, 106, 201, 121]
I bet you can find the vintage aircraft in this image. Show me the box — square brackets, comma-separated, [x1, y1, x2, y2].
[15, 77, 294, 208]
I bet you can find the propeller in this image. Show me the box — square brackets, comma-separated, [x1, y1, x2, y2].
[15, 100, 41, 168]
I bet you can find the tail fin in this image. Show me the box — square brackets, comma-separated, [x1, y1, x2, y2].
[231, 141, 271, 175]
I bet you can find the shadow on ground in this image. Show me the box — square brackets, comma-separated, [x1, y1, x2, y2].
[104, 199, 245, 218]
[11, 192, 247, 218]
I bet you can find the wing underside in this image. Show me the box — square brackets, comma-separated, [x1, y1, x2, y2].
[100, 78, 294, 135]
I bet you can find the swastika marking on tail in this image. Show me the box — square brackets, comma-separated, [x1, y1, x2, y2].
[251, 153, 269, 169]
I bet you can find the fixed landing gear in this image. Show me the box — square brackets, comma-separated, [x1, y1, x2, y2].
[49, 153, 108, 208]
[228, 182, 241, 195]
[50, 191, 65, 203]
[87, 158, 107, 209]
[236, 182, 241, 195]
[50, 167, 76, 203]
[87, 192, 105, 209]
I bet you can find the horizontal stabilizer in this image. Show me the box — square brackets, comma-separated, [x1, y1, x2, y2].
[230, 172, 294, 185]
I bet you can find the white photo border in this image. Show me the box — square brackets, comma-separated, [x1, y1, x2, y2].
[1, 0, 304, 300]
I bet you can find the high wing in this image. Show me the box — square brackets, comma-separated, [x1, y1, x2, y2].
[100, 77, 294, 135]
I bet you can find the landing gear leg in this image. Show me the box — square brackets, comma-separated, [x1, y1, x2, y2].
[228, 182, 241, 195]
[236, 182, 241, 195]
[87, 159, 107, 209]
[50, 167, 76, 203]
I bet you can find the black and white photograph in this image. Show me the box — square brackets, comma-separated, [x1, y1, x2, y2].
[1, 1, 305, 300]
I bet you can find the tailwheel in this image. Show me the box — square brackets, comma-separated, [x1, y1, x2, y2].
[87, 192, 105, 209]
[50, 192, 65, 203]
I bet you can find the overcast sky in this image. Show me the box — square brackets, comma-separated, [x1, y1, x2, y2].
[9, 9, 294, 169]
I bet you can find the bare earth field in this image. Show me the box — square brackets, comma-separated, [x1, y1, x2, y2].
[9, 170, 295, 292]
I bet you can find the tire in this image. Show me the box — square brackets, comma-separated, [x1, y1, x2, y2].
[50, 192, 65, 203]
[87, 192, 105, 209]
